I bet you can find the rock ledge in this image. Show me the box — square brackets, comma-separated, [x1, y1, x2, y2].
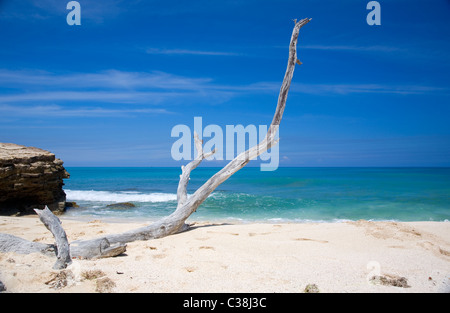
[0, 143, 70, 215]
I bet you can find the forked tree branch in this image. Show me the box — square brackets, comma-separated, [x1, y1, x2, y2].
[177, 132, 216, 210]
[159, 17, 312, 233]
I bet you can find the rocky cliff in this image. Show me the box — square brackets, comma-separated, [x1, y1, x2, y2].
[0, 143, 70, 215]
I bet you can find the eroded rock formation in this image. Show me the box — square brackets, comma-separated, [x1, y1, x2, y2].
[0, 143, 70, 215]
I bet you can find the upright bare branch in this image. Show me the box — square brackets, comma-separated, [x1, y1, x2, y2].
[34, 206, 72, 269]
[177, 132, 216, 209]
[163, 17, 312, 229]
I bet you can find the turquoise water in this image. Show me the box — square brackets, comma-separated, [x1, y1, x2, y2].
[63, 167, 450, 223]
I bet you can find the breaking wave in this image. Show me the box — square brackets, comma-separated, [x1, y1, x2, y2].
[65, 189, 177, 203]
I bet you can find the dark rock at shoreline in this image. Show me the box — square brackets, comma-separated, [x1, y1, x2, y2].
[65, 201, 79, 208]
[106, 202, 136, 210]
[0, 143, 70, 215]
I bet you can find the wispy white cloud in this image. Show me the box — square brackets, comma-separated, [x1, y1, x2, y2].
[0, 90, 193, 104]
[230, 81, 448, 95]
[0, 69, 213, 90]
[302, 45, 402, 53]
[0, 104, 172, 117]
[0, 69, 447, 111]
[146, 48, 240, 56]
[0, 69, 233, 105]
[218, 81, 448, 95]
[290, 83, 449, 95]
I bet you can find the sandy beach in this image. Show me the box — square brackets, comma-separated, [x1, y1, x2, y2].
[0, 216, 449, 293]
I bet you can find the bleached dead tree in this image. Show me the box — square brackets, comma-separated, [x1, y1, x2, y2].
[0, 18, 311, 263]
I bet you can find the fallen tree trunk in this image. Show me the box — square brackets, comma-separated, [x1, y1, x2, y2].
[0, 233, 55, 256]
[0, 207, 127, 261]
[0, 18, 310, 260]
[0, 231, 127, 260]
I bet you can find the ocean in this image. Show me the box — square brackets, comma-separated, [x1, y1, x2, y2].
[62, 167, 450, 223]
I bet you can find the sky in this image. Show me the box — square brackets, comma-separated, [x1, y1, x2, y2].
[0, 0, 449, 167]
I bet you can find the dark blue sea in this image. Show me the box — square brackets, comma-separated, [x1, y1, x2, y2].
[63, 167, 450, 223]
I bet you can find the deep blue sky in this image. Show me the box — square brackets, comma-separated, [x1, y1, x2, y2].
[0, 0, 449, 167]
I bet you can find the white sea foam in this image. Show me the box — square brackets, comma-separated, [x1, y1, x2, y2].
[65, 189, 177, 203]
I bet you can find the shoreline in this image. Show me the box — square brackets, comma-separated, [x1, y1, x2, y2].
[35, 213, 450, 226]
[10, 211, 450, 226]
[0, 216, 449, 293]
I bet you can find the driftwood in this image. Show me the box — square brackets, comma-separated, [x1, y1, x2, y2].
[0, 233, 55, 256]
[0, 230, 127, 260]
[34, 207, 72, 269]
[0, 206, 124, 264]
[0, 18, 310, 262]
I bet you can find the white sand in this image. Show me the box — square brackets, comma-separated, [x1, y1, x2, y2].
[0, 216, 449, 293]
